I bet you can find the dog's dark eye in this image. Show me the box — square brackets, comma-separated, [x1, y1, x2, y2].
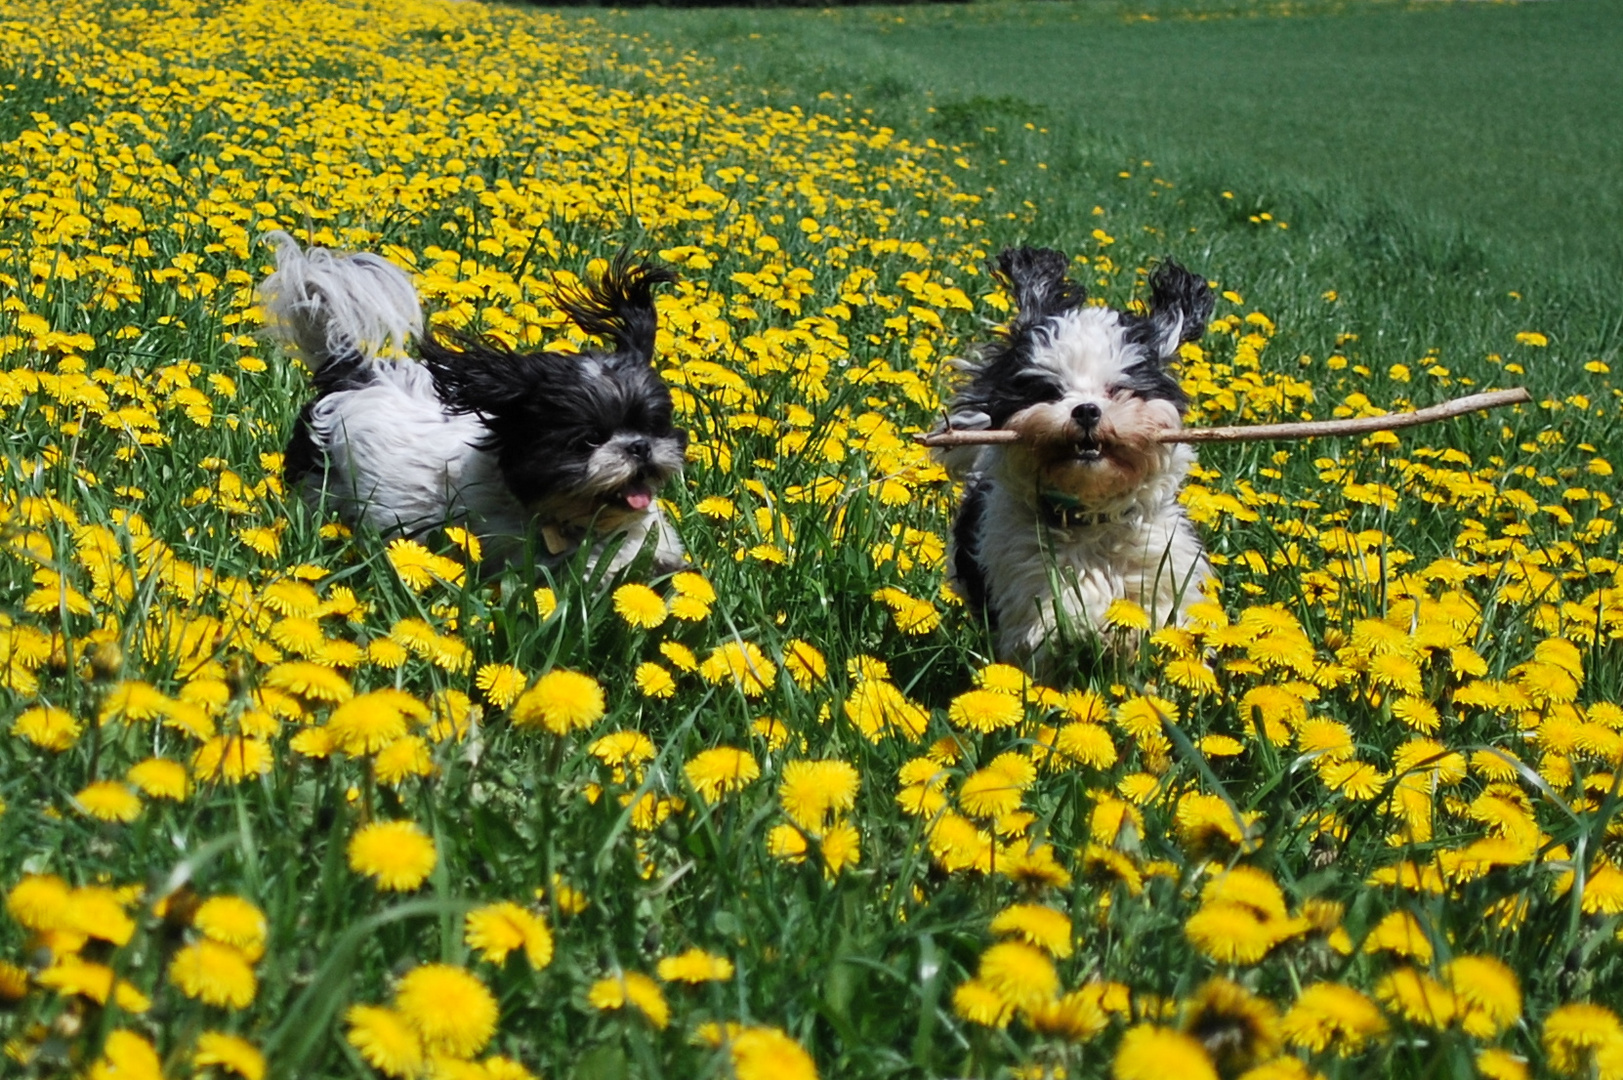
[1013, 372, 1063, 402]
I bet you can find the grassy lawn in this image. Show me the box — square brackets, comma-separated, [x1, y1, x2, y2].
[1, 0, 1622, 1078]
[621, 0, 1623, 283]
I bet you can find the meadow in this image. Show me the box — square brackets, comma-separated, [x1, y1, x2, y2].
[0, 1, 1621, 1079]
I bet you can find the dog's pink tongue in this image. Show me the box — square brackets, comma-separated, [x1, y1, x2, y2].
[621, 484, 653, 511]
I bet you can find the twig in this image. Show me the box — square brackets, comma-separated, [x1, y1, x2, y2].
[916, 388, 1532, 448]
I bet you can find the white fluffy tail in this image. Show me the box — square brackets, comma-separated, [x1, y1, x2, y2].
[258, 231, 423, 371]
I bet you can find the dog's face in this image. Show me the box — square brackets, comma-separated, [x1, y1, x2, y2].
[952, 248, 1212, 506]
[423, 340, 687, 528]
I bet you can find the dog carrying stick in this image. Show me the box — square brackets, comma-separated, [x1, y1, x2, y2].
[916, 387, 1533, 448]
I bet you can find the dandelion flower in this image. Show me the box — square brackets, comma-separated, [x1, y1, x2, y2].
[75, 780, 143, 823]
[325, 691, 412, 755]
[948, 688, 1022, 733]
[194, 895, 267, 960]
[660, 641, 698, 671]
[819, 820, 861, 876]
[475, 664, 527, 708]
[1028, 988, 1110, 1042]
[88, 1031, 163, 1080]
[192, 736, 273, 783]
[613, 583, 667, 629]
[1182, 978, 1281, 1075]
[395, 963, 499, 1058]
[465, 902, 553, 969]
[1541, 1002, 1623, 1074]
[193, 1031, 266, 1080]
[1279, 982, 1386, 1054]
[263, 660, 353, 703]
[375, 735, 434, 785]
[170, 939, 256, 1009]
[634, 661, 676, 698]
[778, 759, 859, 831]
[12, 704, 81, 751]
[1112, 1024, 1217, 1080]
[6, 873, 71, 931]
[347, 1004, 424, 1079]
[348, 820, 437, 891]
[1444, 955, 1521, 1037]
[511, 669, 605, 734]
[588, 971, 669, 1029]
[685, 747, 760, 802]
[727, 1026, 819, 1080]
[127, 757, 189, 800]
[699, 640, 777, 697]
[952, 977, 1014, 1028]
[657, 947, 734, 983]
[989, 904, 1073, 958]
[783, 639, 827, 688]
[1374, 967, 1455, 1028]
[976, 940, 1058, 1011]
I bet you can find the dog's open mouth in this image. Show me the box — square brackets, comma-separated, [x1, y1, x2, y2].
[1073, 437, 1104, 463]
[615, 480, 655, 511]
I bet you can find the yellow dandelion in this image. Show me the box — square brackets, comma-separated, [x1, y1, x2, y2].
[699, 640, 777, 697]
[75, 780, 143, 823]
[977, 940, 1058, 1011]
[1182, 978, 1281, 1075]
[396, 963, 499, 1058]
[634, 661, 677, 698]
[1374, 967, 1455, 1028]
[88, 1031, 163, 1080]
[127, 757, 189, 800]
[722, 1027, 819, 1080]
[511, 669, 606, 734]
[1444, 955, 1521, 1037]
[476, 663, 528, 708]
[660, 640, 698, 671]
[1542, 1002, 1623, 1074]
[465, 902, 554, 969]
[784, 639, 828, 688]
[348, 820, 437, 891]
[1028, 987, 1110, 1042]
[194, 895, 267, 960]
[193, 1031, 266, 1080]
[685, 747, 761, 802]
[819, 820, 862, 876]
[263, 660, 353, 703]
[1112, 1024, 1218, 1080]
[375, 735, 434, 785]
[170, 939, 256, 1009]
[656, 947, 734, 983]
[1104, 598, 1152, 632]
[613, 583, 668, 629]
[12, 704, 82, 751]
[325, 690, 414, 755]
[1279, 982, 1387, 1054]
[948, 688, 1022, 733]
[779, 759, 860, 831]
[346, 1004, 424, 1079]
[39, 957, 150, 1012]
[192, 736, 273, 783]
[989, 903, 1073, 958]
[533, 586, 558, 619]
[588, 971, 669, 1029]
[952, 977, 1014, 1028]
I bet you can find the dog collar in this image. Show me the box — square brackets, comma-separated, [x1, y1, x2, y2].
[1039, 491, 1142, 530]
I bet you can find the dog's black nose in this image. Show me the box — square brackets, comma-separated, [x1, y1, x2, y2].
[626, 437, 652, 462]
[1071, 402, 1102, 426]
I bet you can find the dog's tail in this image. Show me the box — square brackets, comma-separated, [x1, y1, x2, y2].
[553, 251, 676, 365]
[258, 231, 423, 374]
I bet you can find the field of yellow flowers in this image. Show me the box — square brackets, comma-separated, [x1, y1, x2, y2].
[1, 0, 1621, 1078]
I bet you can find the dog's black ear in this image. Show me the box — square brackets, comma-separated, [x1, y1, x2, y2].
[1129, 260, 1213, 362]
[419, 332, 566, 417]
[993, 247, 1086, 333]
[554, 250, 677, 366]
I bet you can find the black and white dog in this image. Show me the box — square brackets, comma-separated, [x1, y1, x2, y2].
[935, 247, 1214, 672]
[260, 233, 687, 574]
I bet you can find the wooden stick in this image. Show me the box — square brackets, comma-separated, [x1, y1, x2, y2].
[916, 388, 1533, 449]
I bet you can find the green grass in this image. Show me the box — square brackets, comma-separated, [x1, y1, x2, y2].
[614, 0, 1623, 284]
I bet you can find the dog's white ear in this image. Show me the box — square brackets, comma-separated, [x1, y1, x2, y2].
[1138, 261, 1214, 361]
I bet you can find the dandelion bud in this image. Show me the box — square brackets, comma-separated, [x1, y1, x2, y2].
[225, 655, 252, 700]
[88, 641, 124, 682]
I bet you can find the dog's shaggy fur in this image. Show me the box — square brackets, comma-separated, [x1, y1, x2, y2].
[936, 246, 1215, 674]
[259, 233, 687, 575]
